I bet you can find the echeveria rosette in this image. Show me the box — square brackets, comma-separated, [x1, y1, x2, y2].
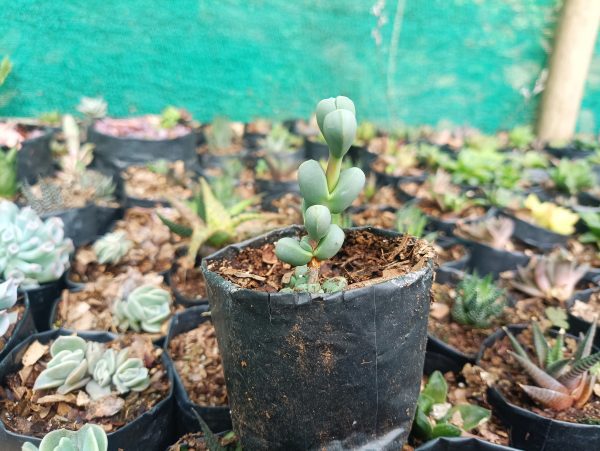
[0, 201, 74, 287]
[0, 278, 18, 336]
[33, 336, 91, 395]
[85, 348, 129, 400]
[113, 284, 172, 333]
[112, 357, 150, 394]
[92, 231, 132, 265]
[21, 423, 108, 451]
[275, 97, 364, 287]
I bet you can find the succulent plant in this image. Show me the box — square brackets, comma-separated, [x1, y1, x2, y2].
[280, 265, 347, 294]
[21, 180, 67, 216]
[412, 370, 490, 440]
[355, 121, 377, 146]
[160, 106, 183, 129]
[275, 96, 365, 288]
[504, 321, 600, 411]
[258, 124, 303, 181]
[57, 115, 94, 179]
[550, 159, 594, 195]
[451, 147, 505, 186]
[509, 250, 589, 303]
[507, 125, 535, 150]
[395, 203, 435, 241]
[0, 147, 17, 198]
[34, 336, 90, 394]
[0, 201, 74, 286]
[22, 423, 108, 451]
[112, 357, 150, 394]
[207, 116, 234, 154]
[113, 284, 171, 333]
[159, 177, 269, 265]
[451, 273, 506, 328]
[92, 231, 133, 265]
[86, 348, 129, 400]
[456, 216, 514, 249]
[579, 211, 600, 248]
[523, 194, 579, 235]
[76, 96, 108, 120]
[0, 278, 18, 336]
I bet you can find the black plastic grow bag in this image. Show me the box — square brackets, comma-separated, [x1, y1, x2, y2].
[567, 286, 600, 348]
[202, 226, 435, 450]
[41, 203, 99, 248]
[165, 305, 232, 435]
[415, 437, 518, 451]
[476, 325, 600, 451]
[88, 127, 198, 175]
[499, 210, 568, 251]
[21, 275, 65, 332]
[14, 128, 54, 184]
[462, 240, 530, 279]
[0, 329, 175, 451]
[254, 179, 300, 197]
[0, 293, 36, 363]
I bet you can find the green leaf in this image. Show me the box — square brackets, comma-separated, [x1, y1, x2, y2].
[275, 237, 313, 266]
[298, 160, 329, 207]
[431, 422, 462, 438]
[313, 224, 344, 261]
[328, 167, 366, 213]
[304, 205, 331, 242]
[412, 404, 434, 440]
[532, 322, 549, 367]
[504, 327, 529, 360]
[321, 109, 357, 159]
[545, 307, 570, 330]
[422, 371, 448, 405]
[157, 213, 193, 238]
[453, 404, 491, 431]
[0, 57, 12, 86]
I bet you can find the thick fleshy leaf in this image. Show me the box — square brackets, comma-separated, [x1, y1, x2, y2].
[519, 384, 573, 410]
[298, 160, 329, 207]
[275, 237, 313, 267]
[531, 322, 548, 367]
[430, 422, 462, 439]
[304, 205, 331, 242]
[422, 370, 448, 405]
[574, 320, 597, 360]
[322, 109, 357, 159]
[316, 98, 337, 131]
[328, 167, 366, 213]
[452, 404, 491, 431]
[559, 351, 600, 388]
[50, 336, 87, 357]
[313, 225, 345, 261]
[510, 352, 568, 394]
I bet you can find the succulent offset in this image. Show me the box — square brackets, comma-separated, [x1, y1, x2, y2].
[275, 96, 365, 288]
[451, 273, 506, 328]
[21, 423, 108, 451]
[504, 322, 600, 411]
[113, 284, 172, 333]
[0, 278, 18, 336]
[92, 231, 133, 265]
[0, 201, 74, 286]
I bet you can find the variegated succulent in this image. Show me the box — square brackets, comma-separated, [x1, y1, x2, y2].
[504, 322, 600, 411]
[509, 250, 589, 303]
[456, 216, 514, 250]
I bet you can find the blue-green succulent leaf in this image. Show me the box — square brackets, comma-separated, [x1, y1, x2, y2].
[298, 160, 329, 207]
[313, 224, 345, 261]
[275, 237, 313, 266]
[304, 205, 332, 242]
[328, 167, 366, 213]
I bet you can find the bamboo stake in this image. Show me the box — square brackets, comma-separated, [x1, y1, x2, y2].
[536, 0, 600, 141]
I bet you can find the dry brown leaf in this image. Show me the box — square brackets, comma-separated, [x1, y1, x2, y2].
[56, 402, 72, 416]
[220, 268, 266, 281]
[76, 390, 90, 407]
[18, 365, 34, 385]
[22, 341, 48, 367]
[37, 394, 76, 404]
[86, 395, 124, 419]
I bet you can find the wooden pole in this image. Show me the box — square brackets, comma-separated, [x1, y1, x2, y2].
[536, 0, 600, 141]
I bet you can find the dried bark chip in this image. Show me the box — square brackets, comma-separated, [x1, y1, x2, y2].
[21, 341, 49, 367]
[86, 395, 125, 419]
[37, 394, 76, 405]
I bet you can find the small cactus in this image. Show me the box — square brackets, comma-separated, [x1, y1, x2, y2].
[275, 97, 365, 289]
[113, 284, 171, 333]
[92, 231, 133, 265]
[22, 424, 108, 451]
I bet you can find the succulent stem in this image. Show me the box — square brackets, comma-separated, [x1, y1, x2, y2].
[326, 156, 343, 192]
[308, 258, 321, 285]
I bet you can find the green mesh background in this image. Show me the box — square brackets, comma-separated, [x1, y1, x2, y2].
[1, 0, 599, 132]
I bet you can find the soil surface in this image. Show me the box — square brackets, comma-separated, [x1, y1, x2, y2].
[208, 229, 435, 292]
[0, 303, 25, 353]
[570, 290, 600, 325]
[568, 240, 600, 268]
[353, 185, 404, 209]
[170, 265, 207, 302]
[169, 322, 227, 406]
[434, 243, 467, 266]
[123, 160, 194, 200]
[479, 328, 600, 424]
[351, 207, 397, 229]
[428, 283, 506, 356]
[0, 335, 170, 437]
[168, 431, 240, 450]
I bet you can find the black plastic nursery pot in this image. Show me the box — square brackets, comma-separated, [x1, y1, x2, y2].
[0, 329, 175, 451]
[462, 240, 530, 279]
[21, 275, 65, 332]
[372, 169, 428, 188]
[202, 226, 435, 450]
[0, 293, 36, 363]
[14, 128, 54, 184]
[254, 178, 300, 197]
[477, 325, 600, 451]
[423, 350, 465, 376]
[200, 150, 253, 171]
[167, 247, 208, 307]
[545, 144, 593, 160]
[567, 286, 600, 348]
[499, 210, 568, 251]
[41, 203, 99, 248]
[165, 305, 232, 436]
[415, 437, 519, 451]
[88, 127, 198, 175]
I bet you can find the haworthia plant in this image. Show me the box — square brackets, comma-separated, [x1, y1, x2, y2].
[22, 423, 108, 451]
[275, 97, 365, 290]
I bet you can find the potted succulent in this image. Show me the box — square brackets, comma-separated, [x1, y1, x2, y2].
[200, 117, 248, 170]
[0, 279, 35, 362]
[368, 140, 437, 185]
[21, 424, 108, 451]
[201, 97, 436, 449]
[89, 106, 197, 174]
[0, 121, 54, 184]
[21, 115, 118, 246]
[478, 321, 600, 450]
[0, 201, 73, 331]
[547, 158, 595, 200]
[0, 332, 174, 450]
[165, 306, 231, 435]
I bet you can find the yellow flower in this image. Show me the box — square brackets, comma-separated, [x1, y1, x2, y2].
[524, 194, 578, 235]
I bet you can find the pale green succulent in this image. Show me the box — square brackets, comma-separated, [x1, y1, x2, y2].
[0, 201, 74, 287]
[22, 423, 108, 451]
[112, 357, 150, 394]
[76, 96, 108, 120]
[275, 97, 365, 289]
[85, 348, 128, 400]
[0, 278, 18, 336]
[92, 231, 132, 265]
[33, 336, 90, 395]
[113, 284, 171, 333]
